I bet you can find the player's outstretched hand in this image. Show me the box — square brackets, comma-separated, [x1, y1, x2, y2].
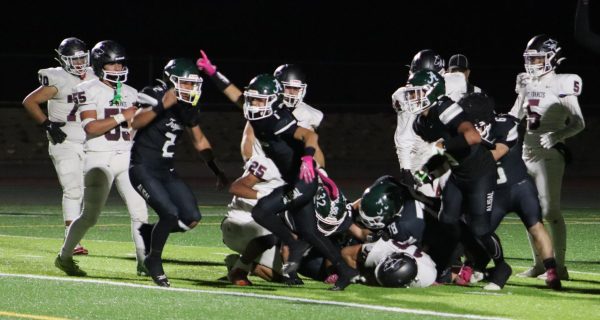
[196, 50, 217, 76]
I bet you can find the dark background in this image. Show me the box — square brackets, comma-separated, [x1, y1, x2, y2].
[1, 0, 599, 202]
[2, 0, 599, 110]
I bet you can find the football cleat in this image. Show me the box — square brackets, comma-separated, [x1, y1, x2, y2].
[329, 264, 361, 291]
[516, 265, 545, 278]
[455, 265, 473, 286]
[144, 255, 170, 287]
[224, 254, 240, 273]
[537, 266, 569, 281]
[282, 271, 304, 286]
[324, 273, 338, 284]
[54, 254, 87, 277]
[228, 268, 252, 286]
[544, 268, 563, 290]
[73, 244, 89, 255]
[484, 262, 512, 290]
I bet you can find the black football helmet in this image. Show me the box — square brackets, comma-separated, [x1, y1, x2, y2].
[55, 37, 89, 77]
[243, 74, 283, 120]
[164, 58, 203, 105]
[273, 64, 307, 108]
[374, 252, 419, 288]
[357, 175, 404, 230]
[523, 34, 565, 77]
[91, 40, 128, 83]
[458, 92, 495, 138]
[409, 49, 445, 75]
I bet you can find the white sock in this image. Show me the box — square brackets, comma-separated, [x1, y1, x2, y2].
[61, 218, 90, 259]
[548, 216, 567, 269]
[131, 220, 146, 263]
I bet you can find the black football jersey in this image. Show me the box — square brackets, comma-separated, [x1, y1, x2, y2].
[385, 199, 425, 245]
[250, 107, 304, 183]
[414, 97, 496, 181]
[481, 114, 529, 188]
[131, 102, 201, 168]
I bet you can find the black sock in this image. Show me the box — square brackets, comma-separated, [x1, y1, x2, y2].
[478, 233, 505, 265]
[543, 258, 557, 270]
[150, 216, 177, 258]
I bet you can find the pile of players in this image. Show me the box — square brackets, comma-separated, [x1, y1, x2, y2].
[28, 34, 583, 291]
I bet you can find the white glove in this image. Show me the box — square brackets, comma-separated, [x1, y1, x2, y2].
[540, 132, 558, 149]
[136, 92, 159, 107]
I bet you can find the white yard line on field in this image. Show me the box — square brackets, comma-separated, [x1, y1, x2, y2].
[0, 272, 511, 320]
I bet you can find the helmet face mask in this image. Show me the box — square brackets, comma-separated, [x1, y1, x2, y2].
[164, 58, 203, 104]
[91, 40, 129, 84]
[273, 64, 307, 108]
[400, 70, 445, 114]
[102, 63, 128, 84]
[281, 80, 307, 108]
[523, 35, 563, 77]
[55, 37, 89, 77]
[243, 74, 282, 120]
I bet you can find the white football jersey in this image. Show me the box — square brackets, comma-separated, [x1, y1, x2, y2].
[37, 67, 97, 143]
[363, 239, 437, 288]
[227, 154, 285, 217]
[392, 88, 433, 173]
[75, 79, 138, 152]
[251, 102, 323, 157]
[509, 71, 585, 149]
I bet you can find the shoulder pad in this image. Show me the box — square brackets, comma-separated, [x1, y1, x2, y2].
[555, 74, 582, 97]
[37, 67, 66, 88]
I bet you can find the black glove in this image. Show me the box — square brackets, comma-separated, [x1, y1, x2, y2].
[216, 171, 230, 191]
[42, 119, 66, 144]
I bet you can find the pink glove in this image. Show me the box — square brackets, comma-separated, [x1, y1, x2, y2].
[299, 156, 315, 183]
[317, 170, 339, 200]
[196, 50, 217, 76]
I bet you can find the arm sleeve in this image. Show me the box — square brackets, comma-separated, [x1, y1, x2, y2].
[575, 0, 600, 54]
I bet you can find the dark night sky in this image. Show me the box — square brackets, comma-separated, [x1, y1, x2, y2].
[3, 0, 599, 112]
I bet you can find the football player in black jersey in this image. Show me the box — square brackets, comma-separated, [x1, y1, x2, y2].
[460, 93, 561, 290]
[242, 74, 359, 291]
[401, 69, 512, 290]
[128, 58, 229, 287]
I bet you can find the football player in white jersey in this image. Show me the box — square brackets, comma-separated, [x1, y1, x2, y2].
[195, 51, 325, 165]
[54, 40, 148, 277]
[221, 154, 285, 285]
[391, 49, 448, 198]
[510, 35, 585, 280]
[22, 37, 96, 255]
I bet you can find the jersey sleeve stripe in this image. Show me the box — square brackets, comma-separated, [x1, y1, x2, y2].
[438, 103, 463, 125]
[507, 124, 519, 142]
